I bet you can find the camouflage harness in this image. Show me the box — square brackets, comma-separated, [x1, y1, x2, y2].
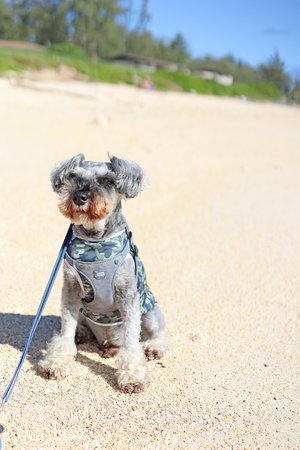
[64, 227, 157, 326]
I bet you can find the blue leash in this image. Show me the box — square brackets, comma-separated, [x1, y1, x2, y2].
[0, 224, 73, 448]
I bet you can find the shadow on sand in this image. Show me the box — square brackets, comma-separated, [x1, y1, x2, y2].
[0, 313, 117, 389]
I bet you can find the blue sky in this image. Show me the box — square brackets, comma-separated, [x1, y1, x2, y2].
[133, 0, 300, 76]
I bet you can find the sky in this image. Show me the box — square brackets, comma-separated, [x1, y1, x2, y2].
[133, 0, 300, 76]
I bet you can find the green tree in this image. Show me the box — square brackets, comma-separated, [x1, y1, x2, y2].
[126, 30, 157, 56]
[30, 0, 69, 44]
[9, 0, 34, 40]
[169, 32, 189, 64]
[135, 0, 150, 33]
[0, 0, 15, 38]
[259, 51, 290, 93]
[70, 0, 126, 59]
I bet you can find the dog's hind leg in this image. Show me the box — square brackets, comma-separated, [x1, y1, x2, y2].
[75, 321, 95, 345]
[85, 321, 122, 358]
[141, 304, 168, 360]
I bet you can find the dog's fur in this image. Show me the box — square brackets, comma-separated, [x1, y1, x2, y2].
[38, 154, 167, 393]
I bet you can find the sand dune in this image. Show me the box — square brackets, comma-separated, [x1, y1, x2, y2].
[0, 77, 299, 449]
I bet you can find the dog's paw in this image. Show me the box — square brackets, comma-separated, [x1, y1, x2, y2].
[38, 355, 74, 380]
[120, 381, 147, 394]
[98, 345, 120, 359]
[116, 349, 149, 393]
[144, 346, 163, 360]
[98, 340, 120, 358]
[117, 374, 149, 394]
[142, 336, 168, 361]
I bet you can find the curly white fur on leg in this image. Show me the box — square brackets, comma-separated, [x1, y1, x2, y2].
[116, 347, 149, 393]
[38, 307, 78, 379]
[38, 334, 77, 379]
[141, 304, 168, 360]
[142, 332, 168, 360]
[114, 262, 149, 393]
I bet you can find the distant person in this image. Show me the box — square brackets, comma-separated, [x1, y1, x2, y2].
[140, 77, 154, 91]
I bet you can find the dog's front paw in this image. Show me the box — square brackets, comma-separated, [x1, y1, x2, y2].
[142, 336, 168, 360]
[117, 369, 149, 393]
[38, 355, 74, 380]
[120, 381, 147, 394]
[144, 346, 163, 360]
[38, 335, 77, 379]
[116, 349, 149, 393]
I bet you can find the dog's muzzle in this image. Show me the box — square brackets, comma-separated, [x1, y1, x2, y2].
[73, 191, 90, 206]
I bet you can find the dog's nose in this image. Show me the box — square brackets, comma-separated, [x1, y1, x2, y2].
[73, 192, 89, 206]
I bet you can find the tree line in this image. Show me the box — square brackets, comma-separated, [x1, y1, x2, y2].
[0, 0, 298, 99]
[0, 1, 189, 61]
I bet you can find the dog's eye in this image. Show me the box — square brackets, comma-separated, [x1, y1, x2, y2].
[68, 172, 76, 179]
[97, 176, 113, 186]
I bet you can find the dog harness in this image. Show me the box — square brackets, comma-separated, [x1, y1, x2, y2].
[64, 227, 157, 326]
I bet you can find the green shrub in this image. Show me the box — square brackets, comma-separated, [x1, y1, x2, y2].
[47, 43, 88, 59]
[0, 54, 23, 73]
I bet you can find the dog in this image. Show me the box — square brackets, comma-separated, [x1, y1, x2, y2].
[38, 154, 168, 393]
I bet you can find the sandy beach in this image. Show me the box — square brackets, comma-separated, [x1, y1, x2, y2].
[0, 76, 299, 449]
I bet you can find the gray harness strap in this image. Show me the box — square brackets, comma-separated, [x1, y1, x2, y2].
[65, 239, 130, 315]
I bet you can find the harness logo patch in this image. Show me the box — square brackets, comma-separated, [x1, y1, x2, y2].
[93, 271, 106, 280]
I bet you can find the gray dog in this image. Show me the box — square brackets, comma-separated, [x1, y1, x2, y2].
[38, 154, 167, 393]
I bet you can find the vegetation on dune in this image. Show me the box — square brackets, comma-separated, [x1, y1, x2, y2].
[0, 0, 298, 102]
[0, 46, 282, 100]
[152, 70, 281, 99]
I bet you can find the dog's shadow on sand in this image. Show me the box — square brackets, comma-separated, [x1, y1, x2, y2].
[0, 313, 118, 390]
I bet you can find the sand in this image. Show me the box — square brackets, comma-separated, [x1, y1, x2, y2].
[0, 76, 299, 449]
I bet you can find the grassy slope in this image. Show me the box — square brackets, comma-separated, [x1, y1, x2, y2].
[0, 47, 281, 101]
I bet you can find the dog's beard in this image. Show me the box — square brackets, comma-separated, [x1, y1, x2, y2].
[58, 193, 111, 225]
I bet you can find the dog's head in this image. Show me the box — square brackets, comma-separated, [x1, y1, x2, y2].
[51, 154, 147, 225]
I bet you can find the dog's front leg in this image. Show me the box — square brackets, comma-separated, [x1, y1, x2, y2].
[114, 259, 149, 393]
[38, 270, 81, 379]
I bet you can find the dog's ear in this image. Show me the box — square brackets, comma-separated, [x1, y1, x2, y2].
[51, 153, 85, 192]
[109, 156, 148, 198]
